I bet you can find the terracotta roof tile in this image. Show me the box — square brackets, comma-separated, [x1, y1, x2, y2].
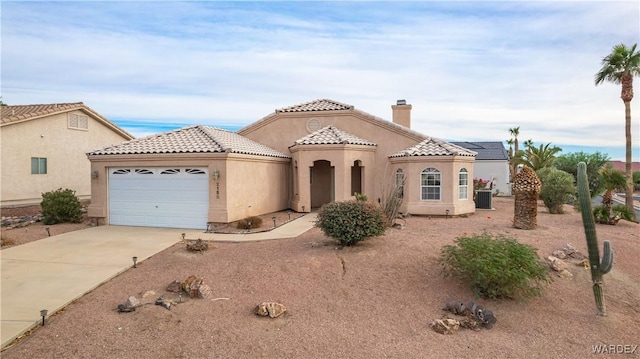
[293, 125, 376, 146]
[1, 103, 85, 124]
[88, 125, 290, 158]
[276, 99, 354, 113]
[390, 137, 477, 157]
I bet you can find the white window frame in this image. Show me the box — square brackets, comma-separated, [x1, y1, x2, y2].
[459, 168, 469, 200]
[420, 167, 441, 201]
[31, 157, 47, 174]
[395, 168, 404, 198]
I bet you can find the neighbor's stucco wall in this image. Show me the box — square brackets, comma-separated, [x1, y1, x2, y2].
[1, 111, 130, 207]
[473, 160, 511, 196]
[391, 155, 476, 216]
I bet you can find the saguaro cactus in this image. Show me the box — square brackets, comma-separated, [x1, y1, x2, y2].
[577, 162, 614, 316]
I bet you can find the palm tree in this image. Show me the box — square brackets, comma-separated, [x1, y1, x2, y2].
[521, 143, 562, 171]
[599, 167, 628, 218]
[595, 43, 640, 221]
[508, 127, 521, 181]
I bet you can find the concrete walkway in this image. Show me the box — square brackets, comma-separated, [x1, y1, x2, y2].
[0, 213, 316, 349]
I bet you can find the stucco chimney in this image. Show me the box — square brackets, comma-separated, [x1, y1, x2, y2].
[392, 99, 411, 128]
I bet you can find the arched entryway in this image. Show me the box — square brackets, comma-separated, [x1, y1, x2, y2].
[311, 160, 334, 208]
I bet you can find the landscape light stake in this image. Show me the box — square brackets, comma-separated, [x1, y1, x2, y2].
[287, 210, 291, 220]
[40, 309, 48, 326]
[132, 256, 138, 268]
[181, 233, 186, 240]
[577, 162, 614, 316]
[45, 227, 50, 236]
[272, 216, 276, 228]
[445, 209, 450, 219]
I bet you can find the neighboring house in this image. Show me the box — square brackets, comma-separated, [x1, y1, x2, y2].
[450, 141, 511, 196]
[87, 99, 477, 229]
[607, 160, 640, 173]
[1, 103, 134, 208]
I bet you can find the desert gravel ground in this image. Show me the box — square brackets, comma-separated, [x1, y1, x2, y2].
[1, 197, 639, 359]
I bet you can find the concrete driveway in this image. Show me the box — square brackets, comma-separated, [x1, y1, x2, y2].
[0, 225, 185, 349]
[0, 213, 317, 349]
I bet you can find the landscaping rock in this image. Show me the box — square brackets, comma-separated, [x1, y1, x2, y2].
[558, 269, 573, 279]
[547, 256, 568, 272]
[125, 296, 140, 309]
[431, 318, 460, 335]
[186, 238, 209, 252]
[255, 302, 287, 318]
[166, 280, 182, 293]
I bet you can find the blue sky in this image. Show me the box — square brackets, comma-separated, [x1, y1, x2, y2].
[2, 1, 639, 161]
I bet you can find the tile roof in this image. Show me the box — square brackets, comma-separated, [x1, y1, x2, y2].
[390, 137, 477, 158]
[88, 125, 290, 158]
[276, 99, 354, 113]
[450, 141, 509, 160]
[1, 103, 85, 124]
[293, 125, 376, 146]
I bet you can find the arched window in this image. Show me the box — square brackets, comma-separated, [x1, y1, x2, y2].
[421, 167, 441, 201]
[459, 168, 469, 200]
[395, 168, 404, 198]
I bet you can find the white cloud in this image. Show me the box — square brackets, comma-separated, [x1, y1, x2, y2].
[2, 1, 639, 158]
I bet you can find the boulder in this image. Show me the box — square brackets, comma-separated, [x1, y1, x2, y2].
[166, 280, 182, 293]
[125, 296, 140, 309]
[255, 302, 287, 318]
[430, 318, 460, 335]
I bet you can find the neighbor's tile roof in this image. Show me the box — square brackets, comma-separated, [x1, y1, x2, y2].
[88, 125, 290, 158]
[390, 137, 477, 157]
[450, 141, 508, 160]
[293, 125, 376, 146]
[1, 103, 85, 124]
[276, 99, 354, 113]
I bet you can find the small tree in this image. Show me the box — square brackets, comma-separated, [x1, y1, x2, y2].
[554, 151, 610, 198]
[41, 188, 83, 225]
[537, 167, 576, 214]
[315, 200, 386, 246]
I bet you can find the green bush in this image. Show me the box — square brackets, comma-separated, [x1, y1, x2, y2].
[41, 188, 83, 225]
[633, 171, 640, 191]
[315, 200, 386, 246]
[537, 167, 576, 214]
[439, 233, 550, 300]
[236, 216, 263, 229]
[594, 204, 635, 224]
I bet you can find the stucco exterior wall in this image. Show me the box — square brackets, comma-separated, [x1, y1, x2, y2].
[87, 153, 290, 224]
[473, 160, 511, 196]
[240, 111, 423, 203]
[390, 155, 476, 216]
[1, 111, 130, 207]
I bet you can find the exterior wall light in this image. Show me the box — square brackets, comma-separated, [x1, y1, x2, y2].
[212, 169, 220, 181]
[91, 170, 99, 179]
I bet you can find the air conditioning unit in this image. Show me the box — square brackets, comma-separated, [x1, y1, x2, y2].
[475, 190, 493, 209]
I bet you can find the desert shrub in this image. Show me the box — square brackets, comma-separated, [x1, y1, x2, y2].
[439, 233, 550, 300]
[315, 200, 386, 246]
[41, 188, 83, 225]
[236, 216, 263, 229]
[594, 204, 635, 224]
[354, 192, 368, 201]
[537, 167, 576, 214]
[633, 171, 640, 191]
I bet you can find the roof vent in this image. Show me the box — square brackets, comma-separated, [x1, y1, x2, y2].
[396, 99, 406, 105]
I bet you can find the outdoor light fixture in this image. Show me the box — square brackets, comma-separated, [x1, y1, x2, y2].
[45, 227, 50, 236]
[40, 309, 48, 326]
[287, 210, 291, 220]
[446, 209, 450, 219]
[272, 216, 276, 228]
[91, 170, 99, 179]
[181, 233, 186, 240]
[302, 205, 305, 212]
[212, 169, 220, 181]
[132, 256, 138, 268]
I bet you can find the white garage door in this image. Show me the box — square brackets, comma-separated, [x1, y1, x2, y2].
[109, 167, 209, 229]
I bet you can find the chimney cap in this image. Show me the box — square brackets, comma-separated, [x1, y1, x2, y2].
[396, 99, 407, 105]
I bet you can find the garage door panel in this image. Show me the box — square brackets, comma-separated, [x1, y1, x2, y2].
[108, 168, 209, 229]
